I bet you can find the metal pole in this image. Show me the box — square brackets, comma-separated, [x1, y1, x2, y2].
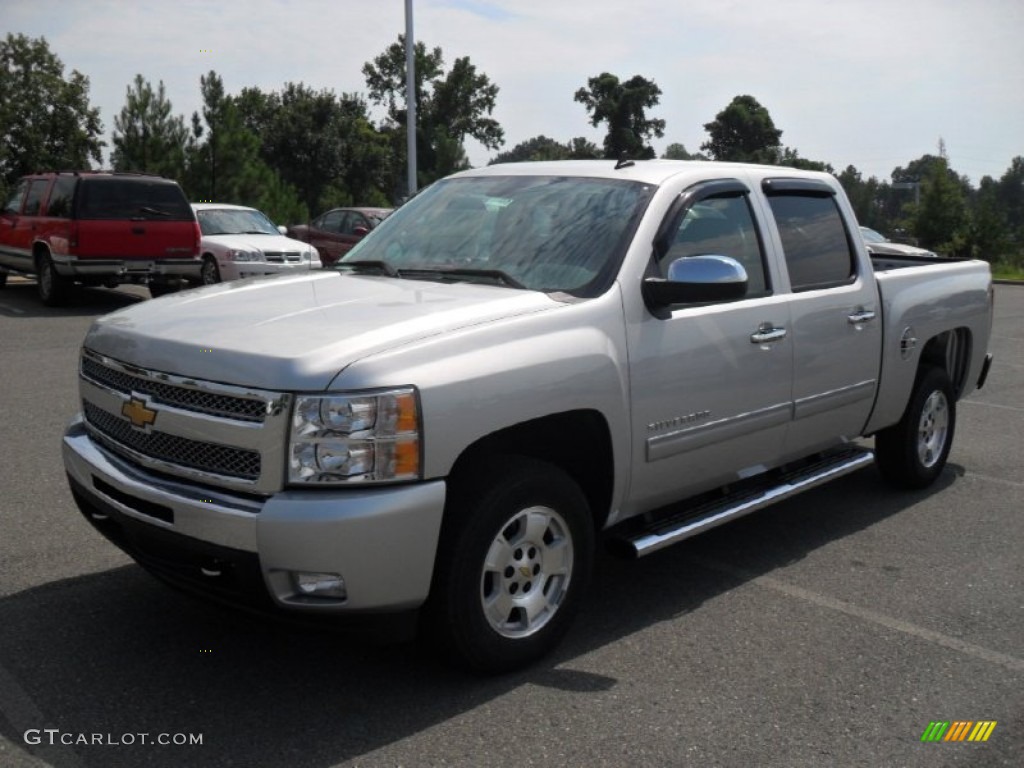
[405, 0, 417, 197]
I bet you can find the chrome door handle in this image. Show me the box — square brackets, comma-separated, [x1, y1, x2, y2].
[848, 308, 877, 325]
[751, 324, 787, 344]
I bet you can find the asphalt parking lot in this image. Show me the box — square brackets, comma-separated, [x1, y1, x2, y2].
[0, 278, 1020, 768]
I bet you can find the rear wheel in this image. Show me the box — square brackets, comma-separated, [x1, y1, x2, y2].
[422, 457, 594, 674]
[200, 256, 221, 285]
[36, 253, 69, 306]
[0, 271, 7, 288]
[875, 366, 956, 489]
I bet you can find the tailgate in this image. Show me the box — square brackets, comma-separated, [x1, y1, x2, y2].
[76, 220, 198, 260]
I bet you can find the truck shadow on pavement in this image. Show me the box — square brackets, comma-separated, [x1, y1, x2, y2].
[0, 281, 146, 319]
[0, 467, 957, 768]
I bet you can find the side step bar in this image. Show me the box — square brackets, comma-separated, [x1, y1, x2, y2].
[620, 447, 875, 558]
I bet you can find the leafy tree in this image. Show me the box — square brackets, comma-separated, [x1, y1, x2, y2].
[490, 135, 600, 164]
[996, 156, 1024, 242]
[0, 33, 104, 195]
[184, 71, 306, 223]
[836, 165, 884, 229]
[913, 157, 967, 254]
[777, 146, 833, 173]
[574, 73, 665, 160]
[661, 142, 706, 160]
[110, 75, 188, 179]
[700, 95, 782, 163]
[965, 176, 1011, 261]
[363, 36, 504, 192]
[236, 83, 391, 212]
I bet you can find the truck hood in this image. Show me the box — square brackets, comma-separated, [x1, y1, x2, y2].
[84, 271, 563, 390]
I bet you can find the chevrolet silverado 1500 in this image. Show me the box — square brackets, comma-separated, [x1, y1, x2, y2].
[63, 160, 994, 672]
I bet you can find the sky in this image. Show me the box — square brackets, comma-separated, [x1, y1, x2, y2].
[4, 0, 1023, 186]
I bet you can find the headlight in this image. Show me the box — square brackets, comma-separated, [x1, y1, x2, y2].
[288, 388, 421, 484]
[228, 249, 261, 262]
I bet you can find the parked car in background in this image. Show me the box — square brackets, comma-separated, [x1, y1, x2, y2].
[0, 171, 200, 304]
[192, 204, 321, 284]
[860, 226, 937, 258]
[287, 207, 391, 265]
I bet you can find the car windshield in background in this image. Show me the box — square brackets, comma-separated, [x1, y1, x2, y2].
[197, 208, 279, 236]
[859, 227, 888, 244]
[339, 176, 654, 295]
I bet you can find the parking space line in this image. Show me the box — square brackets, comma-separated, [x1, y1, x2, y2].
[962, 471, 1024, 489]
[690, 556, 1024, 674]
[0, 661, 87, 767]
[0, 303, 25, 314]
[961, 400, 1024, 414]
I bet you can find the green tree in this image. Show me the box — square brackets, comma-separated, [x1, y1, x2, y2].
[836, 165, 884, 229]
[184, 71, 306, 223]
[363, 36, 504, 192]
[662, 142, 706, 160]
[110, 75, 188, 179]
[236, 83, 391, 212]
[996, 156, 1024, 242]
[490, 135, 601, 164]
[0, 33, 104, 195]
[574, 73, 665, 160]
[965, 176, 1011, 261]
[700, 95, 782, 163]
[914, 157, 967, 254]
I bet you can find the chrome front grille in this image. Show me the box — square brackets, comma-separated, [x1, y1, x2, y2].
[84, 402, 261, 480]
[264, 251, 302, 263]
[81, 355, 267, 422]
[79, 349, 291, 493]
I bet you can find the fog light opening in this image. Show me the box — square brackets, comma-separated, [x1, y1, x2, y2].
[292, 572, 347, 599]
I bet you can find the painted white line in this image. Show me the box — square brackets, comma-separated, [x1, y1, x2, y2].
[691, 556, 1024, 674]
[0, 662, 87, 767]
[961, 400, 1024, 414]
[0, 303, 25, 314]
[962, 471, 1024, 490]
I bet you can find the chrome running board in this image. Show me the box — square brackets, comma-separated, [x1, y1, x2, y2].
[621, 447, 875, 558]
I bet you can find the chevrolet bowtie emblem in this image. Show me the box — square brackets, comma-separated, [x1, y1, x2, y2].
[122, 396, 157, 429]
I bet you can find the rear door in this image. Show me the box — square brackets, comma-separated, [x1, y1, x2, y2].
[759, 178, 882, 458]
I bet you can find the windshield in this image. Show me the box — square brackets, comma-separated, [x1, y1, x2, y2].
[196, 208, 279, 236]
[859, 226, 888, 244]
[339, 175, 654, 295]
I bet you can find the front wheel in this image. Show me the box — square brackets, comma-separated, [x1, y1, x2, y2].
[875, 366, 956, 489]
[200, 256, 221, 285]
[422, 457, 594, 674]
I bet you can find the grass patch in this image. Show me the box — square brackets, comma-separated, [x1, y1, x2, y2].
[990, 260, 1024, 281]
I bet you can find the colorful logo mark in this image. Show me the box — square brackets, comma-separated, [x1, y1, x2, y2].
[921, 721, 997, 742]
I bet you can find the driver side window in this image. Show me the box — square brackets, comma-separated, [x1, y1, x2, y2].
[660, 195, 769, 297]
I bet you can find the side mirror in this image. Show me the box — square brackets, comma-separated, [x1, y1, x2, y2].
[277, 225, 287, 235]
[352, 225, 369, 237]
[643, 254, 748, 309]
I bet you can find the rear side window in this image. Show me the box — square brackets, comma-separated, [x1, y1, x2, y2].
[45, 176, 76, 218]
[76, 179, 192, 221]
[766, 194, 856, 291]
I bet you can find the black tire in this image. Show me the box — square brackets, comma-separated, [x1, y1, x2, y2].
[0, 271, 7, 288]
[36, 253, 69, 306]
[422, 456, 595, 674]
[200, 256, 221, 285]
[875, 366, 956, 489]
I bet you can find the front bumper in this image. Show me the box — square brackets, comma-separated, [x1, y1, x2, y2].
[224, 262, 321, 281]
[63, 415, 446, 613]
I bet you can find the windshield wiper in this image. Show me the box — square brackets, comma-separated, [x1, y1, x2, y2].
[397, 267, 525, 289]
[137, 206, 170, 217]
[335, 260, 400, 277]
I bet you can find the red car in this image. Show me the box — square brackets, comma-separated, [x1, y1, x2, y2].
[287, 207, 391, 266]
[0, 171, 200, 304]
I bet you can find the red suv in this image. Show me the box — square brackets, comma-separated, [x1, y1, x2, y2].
[0, 171, 201, 305]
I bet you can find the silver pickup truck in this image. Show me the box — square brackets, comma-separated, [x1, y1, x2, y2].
[63, 160, 994, 672]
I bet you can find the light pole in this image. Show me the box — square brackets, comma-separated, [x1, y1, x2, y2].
[405, 0, 417, 198]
